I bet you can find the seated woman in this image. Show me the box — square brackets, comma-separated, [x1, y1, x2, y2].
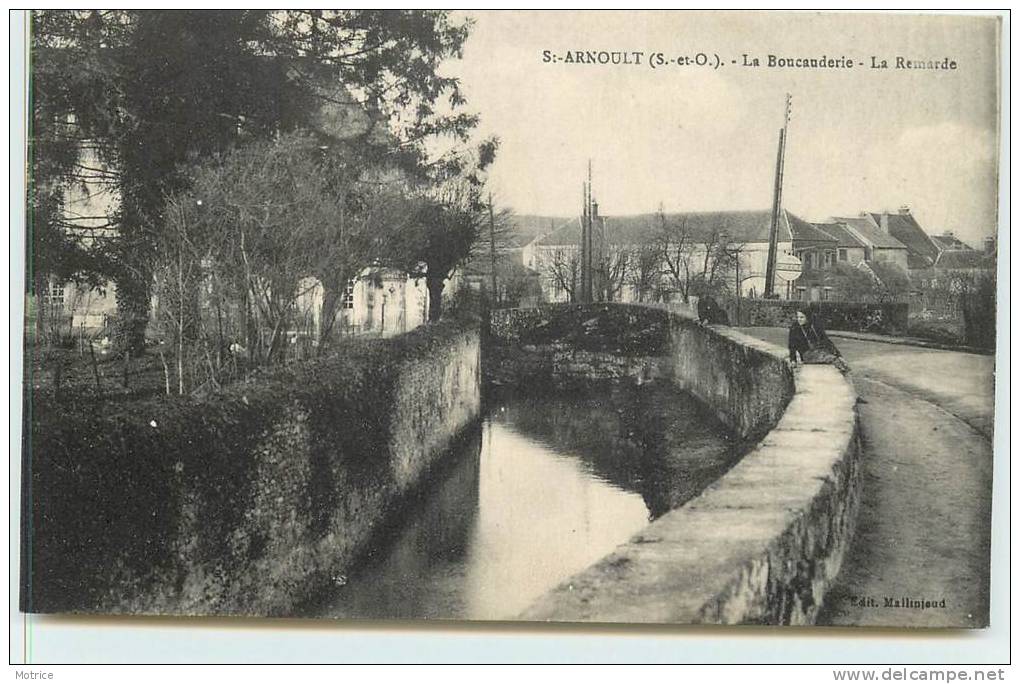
[788, 309, 850, 373]
[696, 294, 730, 326]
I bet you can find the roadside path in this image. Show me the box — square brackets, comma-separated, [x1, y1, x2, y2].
[738, 327, 995, 627]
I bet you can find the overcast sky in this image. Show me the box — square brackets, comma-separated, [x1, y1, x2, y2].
[446, 11, 1001, 247]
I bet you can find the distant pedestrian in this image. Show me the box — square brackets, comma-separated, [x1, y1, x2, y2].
[788, 309, 850, 373]
[697, 294, 729, 326]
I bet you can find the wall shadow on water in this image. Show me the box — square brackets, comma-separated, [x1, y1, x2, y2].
[308, 424, 483, 620]
[314, 381, 745, 621]
[490, 381, 745, 518]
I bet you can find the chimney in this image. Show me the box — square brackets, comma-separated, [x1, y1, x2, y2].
[879, 213, 890, 232]
[591, 200, 599, 219]
[943, 230, 954, 238]
[984, 236, 996, 255]
[899, 205, 910, 215]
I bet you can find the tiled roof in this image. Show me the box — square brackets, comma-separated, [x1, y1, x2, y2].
[811, 222, 867, 248]
[930, 234, 971, 251]
[834, 216, 909, 250]
[934, 250, 994, 270]
[871, 212, 941, 263]
[787, 212, 839, 245]
[535, 209, 791, 247]
[534, 217, 585, 246]
[511, 215, 575, 245]
[461, 249, 541, 278]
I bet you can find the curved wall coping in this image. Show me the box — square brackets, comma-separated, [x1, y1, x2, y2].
[520, 319, 860, 625]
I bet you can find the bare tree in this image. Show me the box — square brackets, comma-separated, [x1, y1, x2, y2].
[654, 208, 743, 302]
[655, 210, 696, 302]
[154, 131, 413, 392]
[546, 248, 580, 302]
[596, 247, 631, 302]
[697, 229, 743, 297]
[627, 243, 664, 303]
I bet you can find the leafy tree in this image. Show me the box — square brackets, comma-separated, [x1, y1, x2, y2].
[397, 182, 488, 322]
[827, 261, 911, 302]
[382, 138, 501, 322]
[866, 261, 912, 301]
[30, 10, 479, 353]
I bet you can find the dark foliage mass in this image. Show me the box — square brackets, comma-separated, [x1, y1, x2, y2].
[30, 10, 486, 353]
[490, 303, 673, 355]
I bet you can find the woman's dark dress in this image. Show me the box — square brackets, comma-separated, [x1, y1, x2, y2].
[788, 318, 849, 372]
[697, 296, 729, 325]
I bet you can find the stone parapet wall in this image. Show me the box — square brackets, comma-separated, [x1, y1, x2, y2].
[487, 304, 672, 387]
[726, 298, 909, 335]
[516, 306, 861, 625]
[668, 321, 795, 440]
[22, 321, 481, 617]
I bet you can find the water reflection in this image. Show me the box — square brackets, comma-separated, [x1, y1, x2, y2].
[318, 382, 740, 621]
[495, 383, 741, 517]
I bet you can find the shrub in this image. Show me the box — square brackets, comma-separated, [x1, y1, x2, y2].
[907, 317, 964, 346]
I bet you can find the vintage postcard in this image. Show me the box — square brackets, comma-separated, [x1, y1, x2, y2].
[18, 10, 1001, 632]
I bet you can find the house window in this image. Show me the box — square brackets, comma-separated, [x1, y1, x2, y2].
[44, 281, 65, 309]
[839, 249, 847, 261]
[341, 279, 355, 309]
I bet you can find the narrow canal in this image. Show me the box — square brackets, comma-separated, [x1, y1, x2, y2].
[316, 381, 743, 621]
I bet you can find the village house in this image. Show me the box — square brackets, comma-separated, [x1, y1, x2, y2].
[930, 230, 974, 252]
[788, 213, 839, 273]
[522, 216, 591, 303]
[867, 208, 941, 270]
[37, 70, 436, 345]
[294, 269, 430, 340]
[33, 278, 119, 342]
[519, 203, 996, 306]
[455, 250, 544, 309]
[32, 127, 121, 339]
[811, 222, 868, 266]
[523, 208, 811, 302]
[912, 232, 997, 293]
[829, 207, 996, 298]
[831, 213, 911, 271]
[786, 214, 843, 302]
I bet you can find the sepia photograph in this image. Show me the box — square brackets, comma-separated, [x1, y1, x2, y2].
[14, 8, 1003, 650]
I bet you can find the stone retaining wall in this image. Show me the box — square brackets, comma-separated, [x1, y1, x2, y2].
[22, 321, 481, 617]
[487, 304, 672, 387]
[517, 308, 861, 625]
[668, 320, 794, 440]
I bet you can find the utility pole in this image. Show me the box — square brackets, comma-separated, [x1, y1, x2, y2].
[488, 192, 497, 305]
[765, 93, 792, 298]
[581, 180, 589, 303]
[586, 160, 594, 302]
[735, 250, 742, 322]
